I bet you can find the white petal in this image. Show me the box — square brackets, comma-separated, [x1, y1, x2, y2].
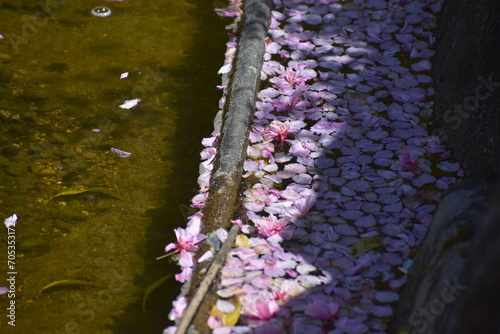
[111, 147, 132, 158]
[216, 299, 235, 313]
[4, 214, 17, 228]
[217, 63, 232, 75]
[198, 250, 214, 263]
[119, 98, 141, 109]
[216, 228, 228, 243]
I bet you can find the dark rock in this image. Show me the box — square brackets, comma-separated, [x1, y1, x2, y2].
[391, 177, 493, 334]
[432, 0, 500, 177]
[393, 0, 500, 332]
[457, 184, 500, 333]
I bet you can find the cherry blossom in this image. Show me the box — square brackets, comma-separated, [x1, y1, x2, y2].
[168, 296, 187, 321]
[248, 212, 292, 240]
[273, 84, 311, 111]
[397, 149, 427, 173]
[161, 214, 206, 282]
[164, 214, 205, 255]
[262, 121, 294, 148]
[243, 299, 280, 323]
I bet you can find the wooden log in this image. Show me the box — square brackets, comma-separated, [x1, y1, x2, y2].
[175, 1, 273, 333]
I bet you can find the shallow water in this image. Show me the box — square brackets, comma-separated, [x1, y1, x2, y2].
[0, 0, 228, 332]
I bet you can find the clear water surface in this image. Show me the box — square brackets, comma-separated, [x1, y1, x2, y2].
[0, 0, 228, 332]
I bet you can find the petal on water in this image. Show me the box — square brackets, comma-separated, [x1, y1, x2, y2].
[0, 286, 9, 295]
[4, 214, 18, 228]
[111, 147, 132, 158]
[119, 98, 141, 109]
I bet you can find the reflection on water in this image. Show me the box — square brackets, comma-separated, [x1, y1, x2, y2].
[0, 0, 228, 332]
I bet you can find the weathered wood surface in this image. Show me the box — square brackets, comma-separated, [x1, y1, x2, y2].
[175, 1, 273, 333]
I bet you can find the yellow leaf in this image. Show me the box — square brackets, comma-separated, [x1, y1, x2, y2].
[235, 234, 250, 247]
[210, 304, 219, 318]
[46, 187, 124, 203]
[222, 298, 241, 326]
[210, 297, 241, 326]
[352, 236, 382, 257]
[39, 279, 103, 295]
[142, 274, 173, 313]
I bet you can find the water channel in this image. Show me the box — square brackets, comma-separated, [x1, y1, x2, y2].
[0, 0, 228, 332]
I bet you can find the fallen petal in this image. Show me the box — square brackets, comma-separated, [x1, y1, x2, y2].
[119, 98, 141, 109]
[111, 147, 132, 158]
[4, 214, 17, 228]
[0, 286, 9, 295]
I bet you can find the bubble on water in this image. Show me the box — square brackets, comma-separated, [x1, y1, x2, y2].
[91, 6, 112, 17]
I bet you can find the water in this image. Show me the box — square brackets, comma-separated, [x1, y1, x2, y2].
[0, 0, 228, 332]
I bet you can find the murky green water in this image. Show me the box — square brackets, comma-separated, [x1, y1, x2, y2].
[0, 0, 228, 332]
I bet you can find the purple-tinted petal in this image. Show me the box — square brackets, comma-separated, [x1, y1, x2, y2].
[111, 147, 132, 158]
[367, 304, 393, 317]
[304, 14, 322, 25]
[335, 317, 369, 334]
[315, 157, 335, 168]
[411, 60, 432, 71]
[374, 290, 399, 303]
[0, 286, 9, 295]
[354, 214, 377, 228]
[334, 224, 358, 236]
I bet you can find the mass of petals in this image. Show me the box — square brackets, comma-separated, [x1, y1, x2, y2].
[164, 0, 462, 332]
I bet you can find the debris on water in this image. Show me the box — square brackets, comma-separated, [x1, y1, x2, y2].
[47, 187, 124, 203]
[39, 279, 104, 295]
[120, 72, 129, 79]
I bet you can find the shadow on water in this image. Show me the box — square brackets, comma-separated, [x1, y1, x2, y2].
[109, 2, 229, 333]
